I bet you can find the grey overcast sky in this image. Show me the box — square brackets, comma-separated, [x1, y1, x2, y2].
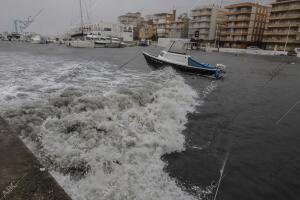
[0, 0, 274, 35]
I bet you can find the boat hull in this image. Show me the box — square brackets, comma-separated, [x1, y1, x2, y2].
[94, 41, 126, 48]
[68, 40, 94, 48]
[143, 52, 217, 77]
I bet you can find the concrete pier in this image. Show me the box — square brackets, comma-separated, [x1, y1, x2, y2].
[0, 117, 72, 200]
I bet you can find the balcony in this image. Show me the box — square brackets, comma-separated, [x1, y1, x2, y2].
[227, 10, 252, 15]
[224, 24, 249, 28]
[272, 4, 300, 12]
[267, 23, 300, 28]
[189, 24, 210, 29]
[193, 19, 211, 23]
[228, 17, 251, 22]
[264, 31, 298, 36]
[221, 31, 248, 36]
[190, 11, 211, 17]
[263, 38, 300, 43]
[157, 29, 168, 34]
[232, 32, 248, 36]
[222, 37, 248, 42]
[272, 0, 300, 5]
[269, 13, 300, 20]
[221, 31, 230, 35]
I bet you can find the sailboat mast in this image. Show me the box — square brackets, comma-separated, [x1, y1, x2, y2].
[79, 0, 84, 37]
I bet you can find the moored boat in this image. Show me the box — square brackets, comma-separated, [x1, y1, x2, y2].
[67, 0, 95, 48]
[68, 39, 94, 48]
[143, 41, 226, 78]
[93, 36, 126, 48]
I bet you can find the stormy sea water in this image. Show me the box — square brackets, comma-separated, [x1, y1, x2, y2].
[1, 43, 299, 200]
[0, 48, 213, 200]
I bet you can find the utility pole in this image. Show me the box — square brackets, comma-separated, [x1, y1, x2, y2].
[218, 24, 221, 52]
[214, 23, 219, 48]
[283, 23, 291, 52]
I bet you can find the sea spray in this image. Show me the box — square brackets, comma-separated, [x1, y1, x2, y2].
[0, 52, 202, 200]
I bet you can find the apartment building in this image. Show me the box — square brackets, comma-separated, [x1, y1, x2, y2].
[118, 12, 144, 40]
[147, 10, 176, 38]
[188, 5, 226, 45]
[169, 13, 189, 39]
[221, 2, 270, 49]
[139, 23, 155, 40]
[263, 0, 300, 51]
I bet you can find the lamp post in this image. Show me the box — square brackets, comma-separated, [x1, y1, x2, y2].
[214, 24, 219, 48]
[283, 23, 291, 52]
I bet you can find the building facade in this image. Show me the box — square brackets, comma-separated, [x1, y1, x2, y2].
[169, 13, 190, 39]
[147, 10, 176, 38]
[188, 5, 226, 45]
[139, 23, 155, 40]
[263, 0, 300, 51]
[221, 2, 270, 49]
[118, 12, 144, 40]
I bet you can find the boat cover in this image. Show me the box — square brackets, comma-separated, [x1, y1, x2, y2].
[188, 57, 213, 69]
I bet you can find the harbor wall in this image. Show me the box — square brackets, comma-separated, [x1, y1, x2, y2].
[206, 47, 288, 56]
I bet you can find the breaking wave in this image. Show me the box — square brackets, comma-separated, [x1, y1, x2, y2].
[0, 52, 200, 200]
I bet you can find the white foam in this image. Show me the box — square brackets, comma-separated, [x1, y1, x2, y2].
[0, 52, 200, 200]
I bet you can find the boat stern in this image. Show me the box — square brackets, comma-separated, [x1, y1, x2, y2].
[215, 64, 226, 78]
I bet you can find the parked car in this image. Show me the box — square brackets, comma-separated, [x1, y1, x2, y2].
[295, 48, 300, 57]
[247, 46, 262, 50]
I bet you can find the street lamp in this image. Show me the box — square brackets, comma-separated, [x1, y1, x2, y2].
[283, 23, 291, 52]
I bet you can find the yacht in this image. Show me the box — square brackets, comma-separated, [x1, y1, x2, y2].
[68, 0, 94, 48]
[87, 35, 126, 48]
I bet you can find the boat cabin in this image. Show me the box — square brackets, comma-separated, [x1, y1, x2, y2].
[158, 40, 212, 69]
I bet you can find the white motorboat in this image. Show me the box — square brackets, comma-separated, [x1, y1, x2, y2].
[143, 40, 226, 78]
[31, 34, 44, 44]
[91, 35, 126, 48]
[68, 39, 94, 48]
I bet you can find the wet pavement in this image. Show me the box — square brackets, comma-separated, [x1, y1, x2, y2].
[0, 117, 71, 200]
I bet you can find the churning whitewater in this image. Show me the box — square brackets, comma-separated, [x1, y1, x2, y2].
[0, 51, 202, 200]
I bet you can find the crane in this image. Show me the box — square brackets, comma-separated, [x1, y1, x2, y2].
[14, 9, 44, 34]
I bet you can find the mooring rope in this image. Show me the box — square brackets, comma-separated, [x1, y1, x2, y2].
[118, 51, 142, 69]
[213, 151, 230, 200]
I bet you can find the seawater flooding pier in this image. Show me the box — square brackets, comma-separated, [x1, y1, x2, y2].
[0, 117, 71, 200]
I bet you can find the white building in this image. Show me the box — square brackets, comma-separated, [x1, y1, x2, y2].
[69, 22, 134, 42]
[189, 5, 226, 43]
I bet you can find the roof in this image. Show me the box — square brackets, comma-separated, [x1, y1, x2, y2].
[191, 5, 216, 11]
[225, 2, 260, 9]
[272, 0, 300, 5]
[118, 12, 141, 18]
[154, 13, 173, 16]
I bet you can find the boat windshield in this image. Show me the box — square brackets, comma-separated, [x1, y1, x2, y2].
[166, 41, 191, 55]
